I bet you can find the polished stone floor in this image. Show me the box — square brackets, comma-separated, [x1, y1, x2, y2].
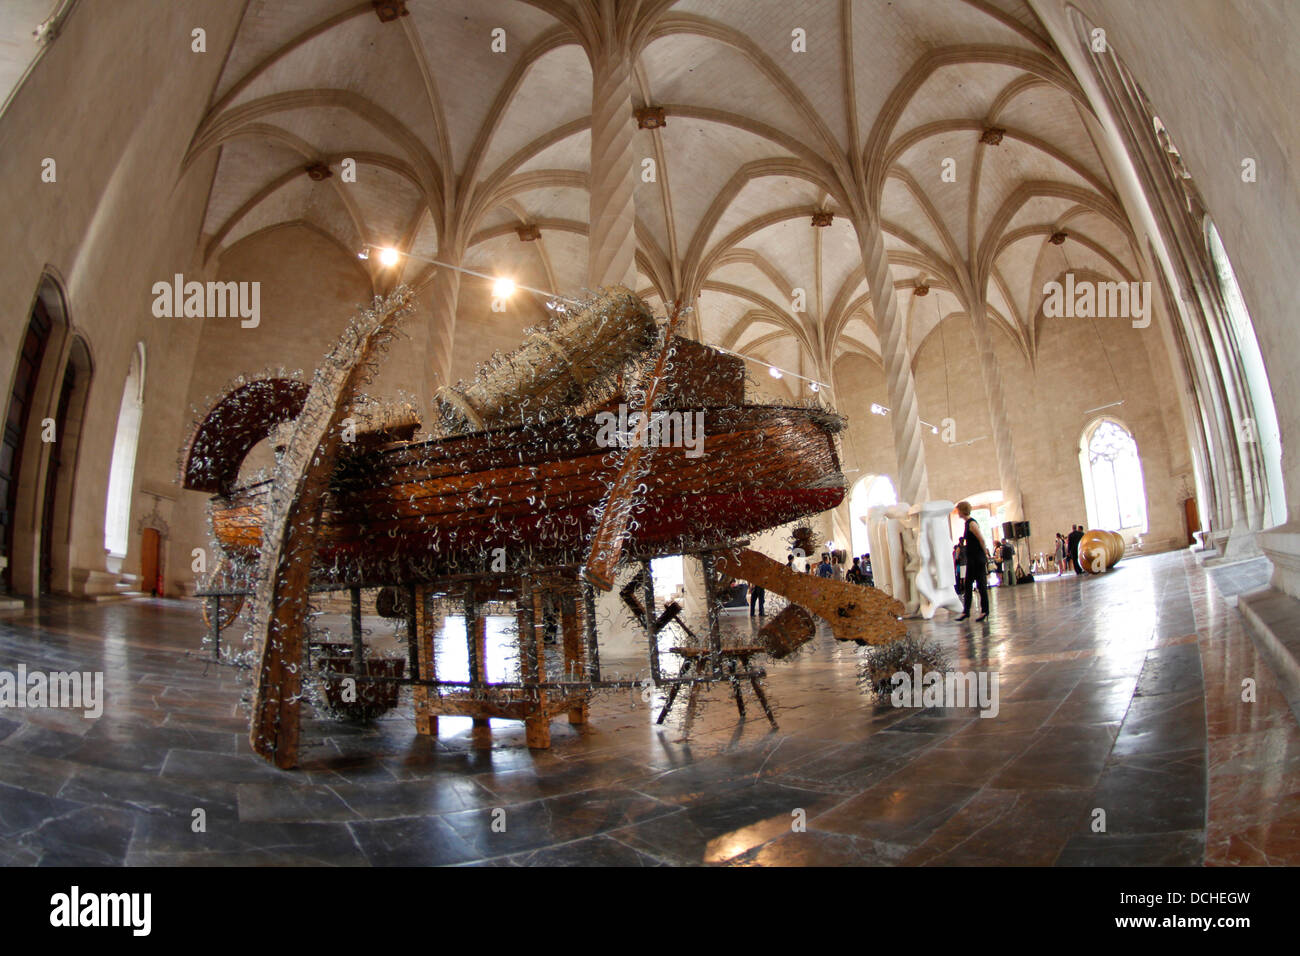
[0, 550, 1296, 866]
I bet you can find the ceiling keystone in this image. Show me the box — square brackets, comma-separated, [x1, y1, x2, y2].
[372, 1, 409, 23]
[635, 107, 667, 130]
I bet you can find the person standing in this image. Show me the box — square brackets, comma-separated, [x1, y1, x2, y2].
[1067, 525, 1085, 574]
[749, 582, 765, 617]
[1054, 532, 1068, 575]
[1000, 539, 1016, 584]
[954, 541, 966, 594]
[816, 554, 833, 578]
[955, 501, 989, 621]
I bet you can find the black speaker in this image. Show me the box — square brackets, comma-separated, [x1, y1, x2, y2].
[1015, 520, 1031, 539]
[1002, 521, 1016, 540]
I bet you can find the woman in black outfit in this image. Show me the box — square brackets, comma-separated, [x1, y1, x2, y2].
[955, 501, 989, 621]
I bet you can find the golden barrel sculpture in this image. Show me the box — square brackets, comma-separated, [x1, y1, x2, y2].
[1079, 529, 1125, 573]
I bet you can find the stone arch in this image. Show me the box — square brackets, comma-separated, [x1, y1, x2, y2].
[3, 271, 74, 596]
[43, 333, 94, 594]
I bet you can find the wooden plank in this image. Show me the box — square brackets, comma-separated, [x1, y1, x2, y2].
[581, 302, 688, 591]
[412, 586, 439, 736]
[560, 588, 587, 725]
[525, 581, 551, 748]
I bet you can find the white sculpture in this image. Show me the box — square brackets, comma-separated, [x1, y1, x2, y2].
[864, 500, 962, 619]
[865, 506, 893, 596]
[909, 500, 963, 618]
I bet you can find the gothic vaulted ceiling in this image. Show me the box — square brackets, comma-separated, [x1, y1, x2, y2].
[184, 0, 1141, 385]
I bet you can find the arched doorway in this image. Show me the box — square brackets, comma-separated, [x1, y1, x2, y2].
[42, 335, 93, 594]
[1079, 418, 1148, 533]
[948, 491, 1006, 551]
[2, 274, 77, 596]
[2, 299, 56, 591]
[849, 474, 897, 557]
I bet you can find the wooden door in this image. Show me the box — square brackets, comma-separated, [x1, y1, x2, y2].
[39, 361, 76, 593]
[2, 301, 54, 592]
[1183, 497, 1199, 546]
[141, 527, 161, 596]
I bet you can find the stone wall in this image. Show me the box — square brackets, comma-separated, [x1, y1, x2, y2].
[832, 307, 1193, 558]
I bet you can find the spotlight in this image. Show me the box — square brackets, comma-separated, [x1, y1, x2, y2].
[378, 246, 401, 267]
[357, 247, 370, 260]
[932, 426, 939, 434]
[493, 277, 516, 298]
[809, 382, 820, 393]
[768, 366, 782, 379]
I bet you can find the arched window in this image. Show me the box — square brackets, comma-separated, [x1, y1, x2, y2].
[104, 344, 144, 557]
[1080, 419, 1148, 533]
[849, 474, 897, 556]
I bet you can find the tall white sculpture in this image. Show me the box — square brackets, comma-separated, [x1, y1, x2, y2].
[910, 500, 963, 618]
[865, 506, 893, 596]
[865, 500, 962, 619]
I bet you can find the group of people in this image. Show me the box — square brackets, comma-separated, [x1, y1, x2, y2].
[746, 511, 1095, 626]
[953, 536, 1017, 591]
[1052, 525, 1089, 575]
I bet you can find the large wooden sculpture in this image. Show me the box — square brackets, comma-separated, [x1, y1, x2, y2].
[182, 286, 904, 767]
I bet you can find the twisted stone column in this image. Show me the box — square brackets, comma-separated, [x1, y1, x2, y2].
[425, 264, 461, 404]
[969, 302, 1024, 521]
[856, 220, 930, 505]
[587, 48, 637, 290]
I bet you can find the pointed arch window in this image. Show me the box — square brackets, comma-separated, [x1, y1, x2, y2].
[1081, 419, 1148, 533]
[849, 474, 898, 556]
[104, 344, 144, 557]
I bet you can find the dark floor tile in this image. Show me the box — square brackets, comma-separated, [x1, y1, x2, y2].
[1056, 829, 1204, 866]
[1090, 749, 1206, 835]
[1111, 691, 1206, 757]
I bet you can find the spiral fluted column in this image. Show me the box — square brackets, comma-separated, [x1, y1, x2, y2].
[857, 219, 930, 505]
[586, 48, 637, 290]
[426, 264, 461, 403]
[824, 364, 857, 553]
[969, 302, 1024, 521]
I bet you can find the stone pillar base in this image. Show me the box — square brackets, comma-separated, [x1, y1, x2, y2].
[1257, 520, 1300, 602]
[70, 568, 121, 598]
[1200, 524, 1263, 567]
